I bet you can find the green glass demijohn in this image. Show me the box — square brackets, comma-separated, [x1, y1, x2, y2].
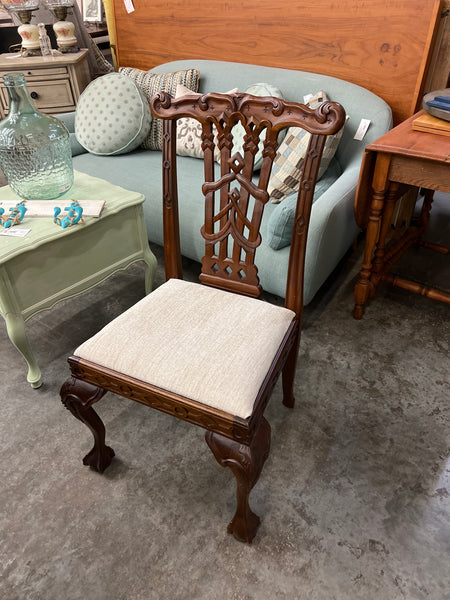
[0, 72, 73, 200]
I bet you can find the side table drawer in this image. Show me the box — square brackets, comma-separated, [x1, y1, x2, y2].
[0, 50, 91, 118]
[4, 204, 148, 316]
[0, 79, 74, 113]
[19, 67, 69, 79]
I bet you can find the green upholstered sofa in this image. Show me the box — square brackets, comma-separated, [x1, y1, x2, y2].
[61, 59, 392, 304]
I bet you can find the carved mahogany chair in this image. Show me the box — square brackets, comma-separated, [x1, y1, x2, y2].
[60, 91, 345, 542]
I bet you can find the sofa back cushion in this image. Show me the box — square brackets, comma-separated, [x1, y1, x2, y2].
[150, 60, 393, 170]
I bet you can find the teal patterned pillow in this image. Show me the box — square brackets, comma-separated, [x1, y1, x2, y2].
[119, 67, 200, 150]
[268, 91, 346, 203]
[75, 73, 152, 156]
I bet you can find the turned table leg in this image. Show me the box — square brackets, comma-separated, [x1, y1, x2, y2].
[353, 191, 386, 318]
[371, 182, 400, 279]
[353, 153, 391, 319]
[417, 188, 434, 238]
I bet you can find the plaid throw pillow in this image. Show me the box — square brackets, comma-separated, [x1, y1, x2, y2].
[119, 67, 200, 150]
[268, 91, 346, 203]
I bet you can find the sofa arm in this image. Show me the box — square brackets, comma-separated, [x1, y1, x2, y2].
[57, 111, 87, 157]
[57, 111, 76, 132]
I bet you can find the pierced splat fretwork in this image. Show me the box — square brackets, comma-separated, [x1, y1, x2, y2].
[151, 91, 345, 299]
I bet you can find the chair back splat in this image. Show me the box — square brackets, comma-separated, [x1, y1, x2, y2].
[152, 91, 345, 315]
[60, 90, 345, 543]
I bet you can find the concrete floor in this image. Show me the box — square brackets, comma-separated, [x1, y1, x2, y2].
[0, 194, 449, 600]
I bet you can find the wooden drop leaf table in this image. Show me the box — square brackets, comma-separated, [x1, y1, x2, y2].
[353, 110, 450, 319]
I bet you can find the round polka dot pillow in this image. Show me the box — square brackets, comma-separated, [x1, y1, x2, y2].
[75, 73, 152, 155]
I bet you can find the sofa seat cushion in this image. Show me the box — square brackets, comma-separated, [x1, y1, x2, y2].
[119, 67, 200, 150]
[75, 278, 295, 419]
[75, 73, 153, 156]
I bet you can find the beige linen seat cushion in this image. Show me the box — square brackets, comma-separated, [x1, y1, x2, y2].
[75, 279, 295, 419]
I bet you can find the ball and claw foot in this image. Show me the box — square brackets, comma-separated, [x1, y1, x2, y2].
[227, 508, 261, 543]
[83, 444, 115, 473]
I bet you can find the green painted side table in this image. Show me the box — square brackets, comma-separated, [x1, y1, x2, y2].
[0, 170, 157, 388]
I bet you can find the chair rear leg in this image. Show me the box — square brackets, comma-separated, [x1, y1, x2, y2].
[60, 377, 115, 473]
[205, 417, 271, 543]
[282, 331, 301, 408]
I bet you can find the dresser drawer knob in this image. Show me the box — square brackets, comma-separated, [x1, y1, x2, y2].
[30, 91, 39, 99]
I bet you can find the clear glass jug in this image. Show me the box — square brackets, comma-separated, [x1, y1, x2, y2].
[0, 72, 73, 200]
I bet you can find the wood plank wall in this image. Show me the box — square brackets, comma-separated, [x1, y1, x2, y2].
[111, 0, 443, 124]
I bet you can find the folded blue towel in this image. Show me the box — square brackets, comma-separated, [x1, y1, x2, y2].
[426, 98, 450, 111]
[433, 95, 450, 105]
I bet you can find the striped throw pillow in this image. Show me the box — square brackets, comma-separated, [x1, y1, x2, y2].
[119, 67, 200, 150]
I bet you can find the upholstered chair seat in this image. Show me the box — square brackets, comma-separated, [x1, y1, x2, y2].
[76, 278, 295, 419]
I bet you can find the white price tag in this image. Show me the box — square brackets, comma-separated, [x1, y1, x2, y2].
[0, 228, 30, 237]
[303, 93, 314, 104]
[354, 118, 371, 141]
[124, 0, 135, 13]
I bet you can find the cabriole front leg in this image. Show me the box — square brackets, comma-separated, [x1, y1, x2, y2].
[206, 417, 271, 543]
[143, 247, 158, 295]
[4, 311, 42, 388]
[136, 204, 158, 296]
[60, 377, 114, 473]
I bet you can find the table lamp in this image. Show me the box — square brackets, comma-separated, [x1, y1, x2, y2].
[40, 0, 78, 52]
[0, 0, 41, 55]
